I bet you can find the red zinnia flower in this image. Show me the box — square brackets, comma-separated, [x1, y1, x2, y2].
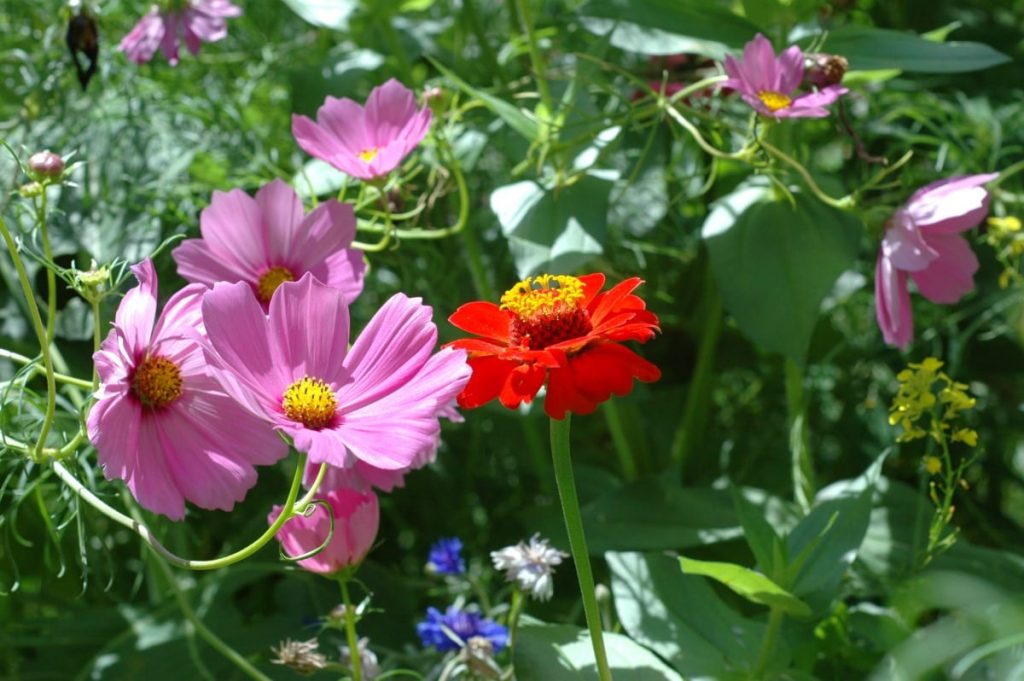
[446, 273, 661, 419]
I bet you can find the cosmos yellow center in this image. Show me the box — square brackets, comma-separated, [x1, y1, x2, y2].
[757, 90, 792, 112]
[132, 355, 182, 408]
[358, 147, 379, 163]
[257, 266, 295, 303]
[500, 274, 592, 350]
[282, 376, 337, 429]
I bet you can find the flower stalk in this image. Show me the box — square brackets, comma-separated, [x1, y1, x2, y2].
[338, 576, 363, 681]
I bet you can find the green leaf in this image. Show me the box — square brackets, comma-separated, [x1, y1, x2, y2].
[732, 486, 784, 578]
[679, 556, 812, 618]
[429, 58, 540, 142]
[702, 182, 862, 363]
[823, 26, 1010, 73]
[281, 0, 358, 30]
[515, 619, 685, 680]
[490, 173, 614, 278]
[609, 552, 764, 677]
[579, 0, 762, 59]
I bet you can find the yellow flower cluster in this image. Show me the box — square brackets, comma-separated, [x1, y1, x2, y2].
[889, 357, 978, 450]
[985, 216, 1024, 289]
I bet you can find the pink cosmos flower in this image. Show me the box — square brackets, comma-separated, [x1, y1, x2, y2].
[722, 33, 847, 118]
[86, 260, 287, 520]
[172, 179, 365, 308]
[201, 274, 471, 478]
[292, 79, 433, 181]
[875, 173, 998, 348]
[119, 1, 241, 66]
[269, 487, 379, 575]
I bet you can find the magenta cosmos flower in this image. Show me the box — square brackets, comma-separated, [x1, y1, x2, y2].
[201, 274, 471, 477]
[173, 179, 364, 308]
[269, 487, 379, 575]
[292, 79, 432, 181]
[119, 1, 241, 66]
[875, 173, 998, 348]
[87, 260, 287, 520]
[723, 34, 847, 118]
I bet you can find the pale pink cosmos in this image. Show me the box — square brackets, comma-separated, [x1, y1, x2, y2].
[723, 34, 847, 118]
[86, 260, 287, 520]
[119, 1, 241, 66]
[201, 274, 472, 477]
[172, 179, 365, 308]
[269, 487, 379, 575]
[875, 173, 998, 348]
[292, 79, 433, 181]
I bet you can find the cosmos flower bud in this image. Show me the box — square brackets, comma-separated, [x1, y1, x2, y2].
[28, 150, 65, 180]
[806, 53, 849, 89]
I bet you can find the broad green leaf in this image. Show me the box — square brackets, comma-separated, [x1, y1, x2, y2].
[702, 183, 862, 363]
[430, 59, 540, 142]
[515, 619, 685, 680]
[609, 552, 764, 678]
[490, 174, 613, 278]
[579, 0, 762, 59]
[679, 556, 812, 618]
[281, 0, 357, 29]
[823, 26, 1010, 73]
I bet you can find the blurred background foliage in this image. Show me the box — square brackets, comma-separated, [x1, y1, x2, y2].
[2, 0, 1024, 679]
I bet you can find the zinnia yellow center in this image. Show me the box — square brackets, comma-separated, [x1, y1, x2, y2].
[133, 355, 182, 408]
[757, 90, 792, 112]
[257, 266, 295, 303]
[500, 274, 592, 350]
[358, 147, 379, 163]
[282, 376, 337, 429]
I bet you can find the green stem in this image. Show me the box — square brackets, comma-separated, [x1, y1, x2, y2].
[754, 606, 784, 679]
[784, 359, 815, 513]
[0, 349, 93, 389]
[339, 577, 363, 681]
[462, 0, 505, 84]
[601, 401, 637, 481]
[36, 191, 60, 457]
[507, 588, 525, 651]
[51, 452, 314, 570]
[0, 216, 57, 462]
[460, 216, 494, 301]
[549, 416, 612, 681]
[759, 139, 854, 210]
[670, 272, 723, 473]
[515, 0, 552, 117]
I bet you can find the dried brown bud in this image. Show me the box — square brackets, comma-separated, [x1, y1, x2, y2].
[270, 638, 327, 675]
[28, 151, 65, 180]
[806, 53, 849, 89]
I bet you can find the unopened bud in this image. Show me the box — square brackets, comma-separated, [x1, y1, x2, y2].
[77, 264, 110, 302]
[19, 182, 44, 198]
[423, 85, 443, 102]
[806, 54, 848, 89]
[27, 151, 65, 181]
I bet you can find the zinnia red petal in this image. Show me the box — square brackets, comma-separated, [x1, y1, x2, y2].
[570, 343, 661, 404]
[448, 301, 511, 342]
[499, 363, 547, 409]
[577, 273, 607, 309]
[545, 364, 599, 420]
[458, 356, 518, 409]
[446, 337, 508, 357]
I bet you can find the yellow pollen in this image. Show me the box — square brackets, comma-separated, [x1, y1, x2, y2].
[358, 147, 379, 163]
[133, 355, 183, 408]
[500, 274, 585, 319]
[757, 90, 792, 112]
[282, 376, 337, 429]
[257, 266, 295, 303]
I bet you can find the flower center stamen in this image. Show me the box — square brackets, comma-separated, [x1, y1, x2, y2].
[757, 90, 792, 112]
[358, 147, 379, 163]
[132, 355, 183, 408]
[257, 266, 295, 303]
[282, 376, 337, 429]
[500, 274, 592, 350]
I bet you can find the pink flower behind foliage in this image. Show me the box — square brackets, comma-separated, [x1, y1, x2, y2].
[292, 79, 433, 181]
[120, 1, 241, 66]
[201, 274, 471, 479]
[86, 260, 287, 520]
[269, 487, 379, 574]
[722, 33, 847, 118]
[875, 173, 998, 347]
[172, 179, 365, 309]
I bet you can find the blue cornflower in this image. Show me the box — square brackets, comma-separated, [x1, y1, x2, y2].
[416, 605, 509, 653]
[427, 537, 466, 576]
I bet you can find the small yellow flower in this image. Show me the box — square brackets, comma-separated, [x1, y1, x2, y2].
[952, 428, 978, 447]
[923, 456, 943, 475]
[988, 216, 1022, 235]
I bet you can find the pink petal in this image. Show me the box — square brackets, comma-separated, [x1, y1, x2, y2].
[365, 79, 420, 147]
[306, 247, 366, 305]
[87, 393, 141, 486]
[173, 238, 252, 288]
[152, 283, 206, 342]
[129, 415, 187, 520]
[116, 260, 158, 357]
[254, 179, 305, 265]
[287, 426, 354, 469]
[907, 173, 998, 234]
[776, 45, 805, 93]
[910, 233, 979, 304]
[158, 12, 181, 65]
[267, 275, 350, 385]
[881, 211, 939, 272]
[875, 249, 913, 348]
[199, 188, 270, 275]
[742, 33, 779, 92]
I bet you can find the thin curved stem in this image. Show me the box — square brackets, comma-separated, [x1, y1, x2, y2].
[758, 139, 854, 210]
[515, 0, 552, 117]
[52, 452, 316, 570]
[549, 415, 612, 681]
[339, 576, 363, 681]
[663, 104, 756, 162]
[0, 349, 93, 389]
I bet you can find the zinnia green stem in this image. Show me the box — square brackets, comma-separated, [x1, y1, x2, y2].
[338, 576, 363, 681]
[754, 605, 784, 679]
[784, 359, 815, 513]
[549, 415, 612, 681]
